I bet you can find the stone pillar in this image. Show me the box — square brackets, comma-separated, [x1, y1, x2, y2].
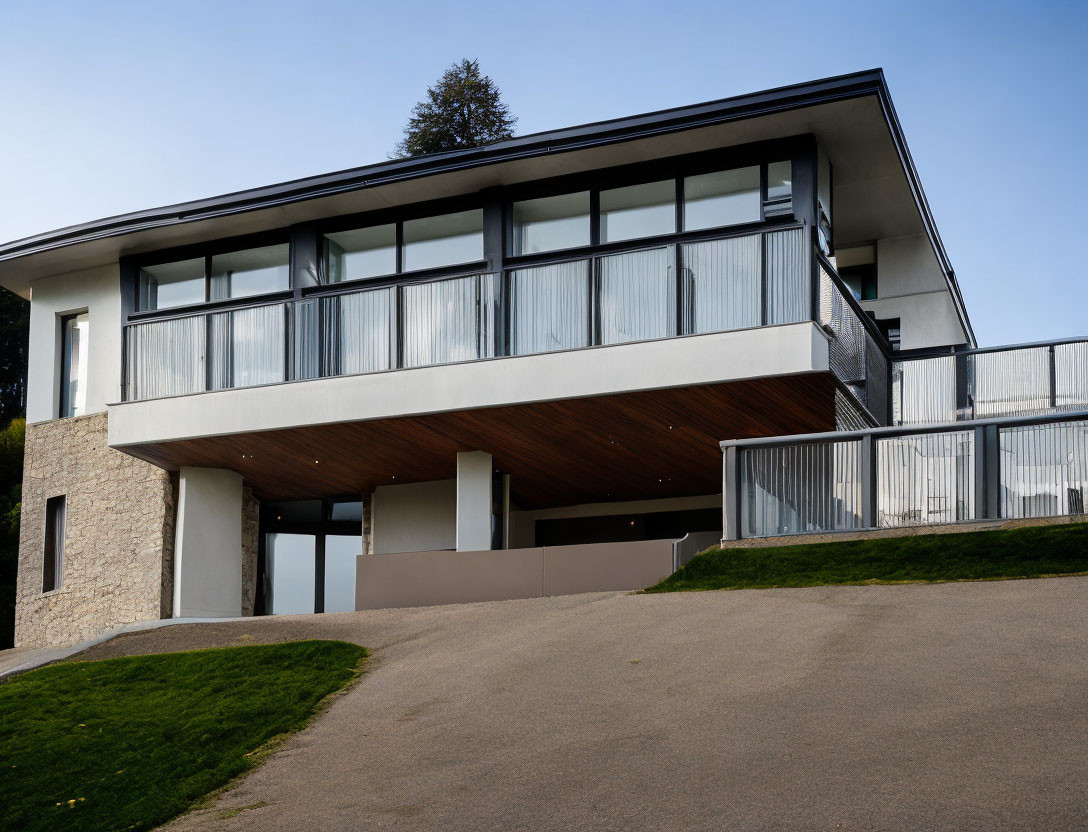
[361, 491, 374, 556]
[173, 467, 244, 618]
[456, 451, 493, 552]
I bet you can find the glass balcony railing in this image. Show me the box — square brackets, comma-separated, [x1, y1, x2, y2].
[122, 224, 894, 418]
[723, 412, 1088, 539]
[891, 339, 1088, 426]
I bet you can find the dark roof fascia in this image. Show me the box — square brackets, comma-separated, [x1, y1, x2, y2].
[0, 70, 887, 262]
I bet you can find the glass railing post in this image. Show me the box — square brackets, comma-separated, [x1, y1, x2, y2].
[860, 434, 876, 529]
[722, 445, 741, 541]
[983, 424, 1000, 519]
[1049, 344, 1058, 409]
[973, 425, 988, 521]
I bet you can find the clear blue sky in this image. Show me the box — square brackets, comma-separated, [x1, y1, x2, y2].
[1, 0, 1085, 346]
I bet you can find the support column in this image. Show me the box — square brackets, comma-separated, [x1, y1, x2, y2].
[173, 467, 244, 618]
[722, 445, 741, 542]
[456, 451, 494, 552]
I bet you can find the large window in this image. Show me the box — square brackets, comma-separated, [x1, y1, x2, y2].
[138, 244, 289, 311]
[684, 166, 761, 231]
[512, 192, 590, 255]
[325, 224, 396, 283]
[402, 209, 483, 272]
[600, 180, 675, 243]
[60, 312, 88, 418]
[138, 259, 205, 310]
[263, 499, 362, 615]
[42, 495, 66, 593]
[210, 244, 290, 300]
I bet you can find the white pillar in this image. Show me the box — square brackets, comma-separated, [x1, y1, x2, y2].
[173, 467, 244, 618]
[456, 451, 493, 552]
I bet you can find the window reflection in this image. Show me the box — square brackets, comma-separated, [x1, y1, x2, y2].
[600, 180, 675, 243]
[139, 258, 205, 311]
[325, 225, 396, 283]
[402, 210, 483, 271]
[683, 167, 760, 231]
[512, 192, 590, 255]
[210, 244, 290, 300]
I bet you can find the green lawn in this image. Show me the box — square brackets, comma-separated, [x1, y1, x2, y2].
[0, 639, 367, 832]
[647, 522, 1088, 593]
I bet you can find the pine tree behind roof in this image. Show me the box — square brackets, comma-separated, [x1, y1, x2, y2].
[394, 59, 517, 157]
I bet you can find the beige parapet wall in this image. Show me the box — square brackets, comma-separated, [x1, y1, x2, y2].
[355, 539, 676, 611]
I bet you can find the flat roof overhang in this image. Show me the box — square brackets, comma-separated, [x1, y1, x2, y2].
[107, 323, 835, 507]
[0, 69, 972, 345]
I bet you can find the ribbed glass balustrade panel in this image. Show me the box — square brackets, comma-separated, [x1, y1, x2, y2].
[865, 331, 890, 425]
[208, 304, 285, 390]
[891, 356, 956, 425]
[741, 440, 863, 537]
[1055, 342, 1088, 411]
[292, 299, 321, 381]
[999, 420, 1088, 518]
[819, 266, 866, 398]
[597, 246, 676, 345]
[875, 431, 974, 527]
[682, 234, 760, 334]
[332, 288, 395, 375]
[233, 304, 286, 387]
[765, 227, 808, 324]
[510, 260, 590, 355]
[402, 274, 494, 368]
[207, 312, 230, 391]
[970, 347, 1051, 418]
[125, 316, 206, 400]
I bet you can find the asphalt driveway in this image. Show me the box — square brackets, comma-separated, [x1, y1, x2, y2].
[77, 577, 1088, 831]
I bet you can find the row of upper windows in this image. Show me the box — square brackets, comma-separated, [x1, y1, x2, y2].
[137, 161, 792, 313]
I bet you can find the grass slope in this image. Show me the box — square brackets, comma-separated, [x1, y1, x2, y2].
[0, 639, 367, 832]
[647, 522, 1088, 593]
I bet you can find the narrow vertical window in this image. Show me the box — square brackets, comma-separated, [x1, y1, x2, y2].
[43, 495, 66, 592]
[60, 312, 89, 418]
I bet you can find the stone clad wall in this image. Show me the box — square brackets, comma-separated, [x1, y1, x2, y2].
[241, 486, 260, 616]
[15, 413, 176, 648]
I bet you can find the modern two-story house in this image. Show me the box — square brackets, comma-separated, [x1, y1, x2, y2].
[7, 69, 1080, 650]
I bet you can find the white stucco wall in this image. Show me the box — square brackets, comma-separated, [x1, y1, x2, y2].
[173, 467, 244, 618]
[108, 322, 830, 446]
[857, 235, 966, 350]
[26, 265, 121, 424]
[372, 479, 457, 555]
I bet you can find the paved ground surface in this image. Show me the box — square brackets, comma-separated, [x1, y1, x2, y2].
[74, 578, 1088, 831]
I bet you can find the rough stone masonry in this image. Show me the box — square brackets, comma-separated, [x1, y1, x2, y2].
[15, 412, 260, 648]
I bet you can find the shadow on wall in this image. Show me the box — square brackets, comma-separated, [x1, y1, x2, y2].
[0, 418, 26, 648]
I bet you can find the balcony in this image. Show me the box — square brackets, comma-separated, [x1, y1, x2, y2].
[891, 339, 1088, 426]
[722, 411, 1088, 540]
[123, 226, 890, 421]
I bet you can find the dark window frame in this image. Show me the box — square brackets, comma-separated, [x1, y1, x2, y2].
[130, 229, 293, 318]
[258, 497, 363, 615]
[42, 495, 66, 593]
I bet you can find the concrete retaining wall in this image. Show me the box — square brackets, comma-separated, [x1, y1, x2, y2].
[355, 539, 675, 611]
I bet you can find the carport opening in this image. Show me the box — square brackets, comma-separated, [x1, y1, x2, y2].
[534, 507, 720, 547]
